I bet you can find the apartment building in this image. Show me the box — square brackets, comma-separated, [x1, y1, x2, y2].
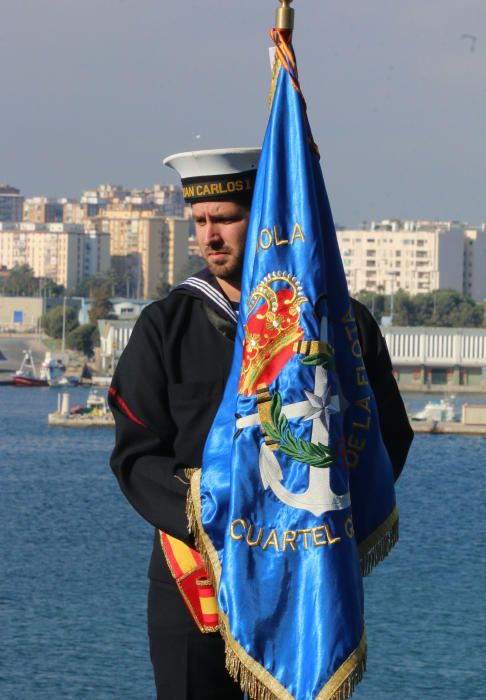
[80, 185, 126, 217]
[464, 227, 486, 302]
[162, 217, 191, 286]
[0, 185, 23, 222]
[95, 206, 189, 297]
[145, 184, 185, 217]
[337, 219, 483, 298]
[23, 197, 64, 224]
[62, 199, 87, 225]
[80, 183, 187, 217]
[0, 223, 110, 289]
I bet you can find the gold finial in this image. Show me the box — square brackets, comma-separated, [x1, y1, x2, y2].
[275, 0, 294, 30]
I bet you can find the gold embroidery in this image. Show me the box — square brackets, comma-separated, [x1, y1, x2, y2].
[344, 518, 354, 539]
[324, 524, 342, 545]
[228, 521, 345, 552]
[355, 365, 368, 386]
[262, 529, 280, 551]
[230, 519, 248, 541]
[297, 528, 311, 550]
[312, 525, 328, 547]
[282, 530, 298, 551]
[188, 470, 368, 700]
[246, 524, 264, 547]
[256, 223, 306, 253]
[239, 272, 307, 396]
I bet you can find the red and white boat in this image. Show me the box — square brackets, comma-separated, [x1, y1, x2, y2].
[12, 350, 49, 387]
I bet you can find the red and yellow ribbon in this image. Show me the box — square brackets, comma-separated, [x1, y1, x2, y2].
[159, 531, 219, 633]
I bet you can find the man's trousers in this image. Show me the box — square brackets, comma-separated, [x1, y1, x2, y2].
[148, 579, 244, 700]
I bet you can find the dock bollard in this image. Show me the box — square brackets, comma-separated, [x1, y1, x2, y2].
[61, 392, 70, 416]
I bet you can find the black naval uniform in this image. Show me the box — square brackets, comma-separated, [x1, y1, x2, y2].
[109, 269, 413, 700]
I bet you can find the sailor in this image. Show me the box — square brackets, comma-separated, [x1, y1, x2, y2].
[108, 148, 413, 700]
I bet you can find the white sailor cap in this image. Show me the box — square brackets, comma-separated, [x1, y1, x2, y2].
[163, 147, 261, 204]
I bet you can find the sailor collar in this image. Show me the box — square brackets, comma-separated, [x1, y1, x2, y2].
[175, 268, 238, 325]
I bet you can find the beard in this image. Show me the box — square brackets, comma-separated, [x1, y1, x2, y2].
[202, 245, 244, 281]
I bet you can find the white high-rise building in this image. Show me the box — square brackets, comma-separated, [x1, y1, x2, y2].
[336, 220, 486, 300]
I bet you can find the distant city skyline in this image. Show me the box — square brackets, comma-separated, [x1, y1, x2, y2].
[1, 0, 485, 227]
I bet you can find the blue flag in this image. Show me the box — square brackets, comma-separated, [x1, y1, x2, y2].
[189, 30, 398, 700]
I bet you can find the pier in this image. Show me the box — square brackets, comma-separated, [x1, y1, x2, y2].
[411, 421, 486, 435]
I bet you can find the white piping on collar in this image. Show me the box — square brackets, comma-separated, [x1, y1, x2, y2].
[183, 276, 238, 324]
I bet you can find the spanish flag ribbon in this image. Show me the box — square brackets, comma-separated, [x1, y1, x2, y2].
[159, 531, 219, 633]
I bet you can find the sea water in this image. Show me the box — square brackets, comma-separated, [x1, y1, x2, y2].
[1, 387, 484, 699]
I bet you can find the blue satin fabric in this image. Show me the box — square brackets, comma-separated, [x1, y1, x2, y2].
[200, 56, 396, 699]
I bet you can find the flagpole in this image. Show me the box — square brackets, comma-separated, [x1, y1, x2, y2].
[269, 1, 295, 110]
[275, 0, 294, 30]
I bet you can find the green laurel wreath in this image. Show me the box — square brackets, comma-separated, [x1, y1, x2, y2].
[262, 392, 335, 469]
[299, 350, 335, 370]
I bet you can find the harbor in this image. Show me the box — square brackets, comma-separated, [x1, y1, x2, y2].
[1, 384, 484, 700]
[0, 332, 111, 387]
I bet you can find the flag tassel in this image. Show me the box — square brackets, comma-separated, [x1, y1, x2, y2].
[224, 639, 280, 700]
[187, 469, 369, 700]
[221, 618, 367, 700]
[185, 468, 220, 595]
[185, 467, 200, 537]
[359, 507, 399, 577]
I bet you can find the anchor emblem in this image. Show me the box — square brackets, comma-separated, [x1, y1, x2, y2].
[236, 310, 350, 516]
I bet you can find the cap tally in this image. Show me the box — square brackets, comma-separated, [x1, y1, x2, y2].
[163, 148, 260, 205]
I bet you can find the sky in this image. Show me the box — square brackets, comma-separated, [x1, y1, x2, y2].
[1, 0, 485, 227]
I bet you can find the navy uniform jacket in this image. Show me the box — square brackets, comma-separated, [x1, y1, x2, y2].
[109, 270, 413, 583]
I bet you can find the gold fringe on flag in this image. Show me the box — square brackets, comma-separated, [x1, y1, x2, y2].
[186, 468, 222, 593]
[186, 468, 370, 700]
[359, 506, 399, 577]
[219, 611, 367, 700]
[184, 466, 200, 538]
[316, 632, 367, 700]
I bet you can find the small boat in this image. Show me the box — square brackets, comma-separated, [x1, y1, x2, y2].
[53, 375, 81, 387]
[12, 350, 48, 387]
[411, 398, 458, 423]
[39, 352, 84, 387]
[40, 354, 67, 386]
[48, 390, 114, 427]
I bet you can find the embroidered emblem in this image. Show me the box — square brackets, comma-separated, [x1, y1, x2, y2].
[262, 390, 334, 468]
[239, 272, 307, 396]
[236, 294, 351, 516]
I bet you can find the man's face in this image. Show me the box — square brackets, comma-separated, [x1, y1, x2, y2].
[192, 200, 250, 284]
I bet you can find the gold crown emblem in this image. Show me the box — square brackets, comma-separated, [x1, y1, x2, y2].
[239, 272, 307, 396]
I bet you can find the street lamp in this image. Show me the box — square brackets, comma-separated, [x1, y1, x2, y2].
[387, 271, 400, 325]
[61, 296, 67, 360]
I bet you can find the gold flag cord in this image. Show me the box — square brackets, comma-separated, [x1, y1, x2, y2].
[268, 47, 282, 114]
[267, 28, 320, 158]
